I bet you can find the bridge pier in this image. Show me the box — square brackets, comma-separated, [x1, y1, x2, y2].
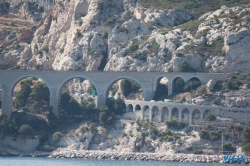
[49, 87, 59, 116]
[189, 112, 192, 126]
[1, 85, 12, 118]
[168, 81, 173, 96]
[178, 110, 182, 121]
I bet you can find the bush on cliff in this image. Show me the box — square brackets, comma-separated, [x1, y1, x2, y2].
[99, 106, 116, 126]
[0, 114, 18, 134]
[19, 124, 33, 135]
[28, 82, 50, 113]
[219, 143, 236, 153]
[120, 79, 141, 98]
[52, 132, 63, 143]
[179, 60, 196, 72]
[13, 80, 32, 109]
[193, 149, 203, 154]
[165, 119, 187, 130]
[199, 129, 209, 139]
[0, 2, 10, 16]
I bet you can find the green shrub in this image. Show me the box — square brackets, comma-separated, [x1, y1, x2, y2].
[199, 129, 209, 139]
[121, 131, 127, 138]
[52, 132, 63, 143]
[148, 39, 159, 53]
[195, 29, 209, 39]
[206, 114, 216, 121]
[193, 149, 203, 154]
[41, 45, 49, 52]
[179, 60, 196, 72]
[77, 18, 83, 26]
[210, 129, 221, 141]
[76, 30, 82, 37]
[117, 26, 127, 32]
[128, 43, 139, 53]
[102, 31, 109, 39]
[80, 126, 89, 133]
[0, 2, 10, 15]
[104, 17, 116, 25]
[97, 0, 103, 10]
[19, 124, 33, 135]
[211, 99, 219, 105]
[219, 143, 236, 153]
[194, 85, 207, 96]
[242, 143, 250, 153]
[165, 119, 187, 130]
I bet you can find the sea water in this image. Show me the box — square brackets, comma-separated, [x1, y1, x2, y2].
[0, 157, 242, 166]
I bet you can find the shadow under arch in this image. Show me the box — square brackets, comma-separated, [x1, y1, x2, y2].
[11, 75, 51, 113]
[182, 108, 190, 123]
[127, 104, 133, 112]
[203, 109, 212, 119]
[185, 77, 202, 91]
[143, 105, 149, 119]
[161, 106, 169, 122]
[171, 107, 179, 120]
[153, 76, 169, 100]
[57, 77, 98, 115]
[192, 109, 201, 125]
[172, 76, 185, 94]
[135, 104, 141, 112]
[105, 76, 145, 103]
[57, 75, 99, 99]
[10, 74, 51, 96]
[152, 105, 160, 122]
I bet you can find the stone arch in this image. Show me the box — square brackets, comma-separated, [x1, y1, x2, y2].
[135, 104, 141, 112]
[127, 104, 133, 112]
[58, 77, 98, 115]
[11, 76, 51, 113]
[58, 76, 98, 98]
[203, 110, 212, 119]
[185, 77, 202, 91]
[161, 107, 169, 122]
[171, 107, 179, 120]
[192, 109, 201, 125]
[10, 74, 51, 96]
[153, 76, 168, 100]
[143, 105, 150, 119]
[152, 106, 160, 122]
[182, 108, 189, 123]
[172, 77, 185, 94]
[105, 76, 145, 102]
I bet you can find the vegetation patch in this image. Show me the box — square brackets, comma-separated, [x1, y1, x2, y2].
[184, 38, 225, 57]
[138, 0, 249, 19]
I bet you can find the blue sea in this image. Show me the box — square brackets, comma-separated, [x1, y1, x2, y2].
[0, 157, 243, 166]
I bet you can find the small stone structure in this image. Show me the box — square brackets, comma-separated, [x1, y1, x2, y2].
[125, 100, 250, 125]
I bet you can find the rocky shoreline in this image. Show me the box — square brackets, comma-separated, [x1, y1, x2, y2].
[49, 150, 228, 163]
[1, 147, 249, 164]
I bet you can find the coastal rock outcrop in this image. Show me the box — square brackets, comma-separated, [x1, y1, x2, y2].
[1, 0, 250, 73]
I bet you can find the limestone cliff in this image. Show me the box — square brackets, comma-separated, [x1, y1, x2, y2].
[1, 0, 250, 73]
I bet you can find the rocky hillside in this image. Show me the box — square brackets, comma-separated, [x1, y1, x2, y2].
[0, 0, 250, 72]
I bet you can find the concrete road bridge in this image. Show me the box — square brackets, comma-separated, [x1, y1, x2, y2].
[124, 100, 250, 125]
[0, 71, 231, 118]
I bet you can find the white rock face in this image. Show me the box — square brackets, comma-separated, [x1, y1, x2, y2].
[1, 2, 250, 73]
[206, 79, 217, 91]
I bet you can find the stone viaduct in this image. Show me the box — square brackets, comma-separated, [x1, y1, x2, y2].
[124, 100, 250, 125]
[0, 71, 231, 118]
